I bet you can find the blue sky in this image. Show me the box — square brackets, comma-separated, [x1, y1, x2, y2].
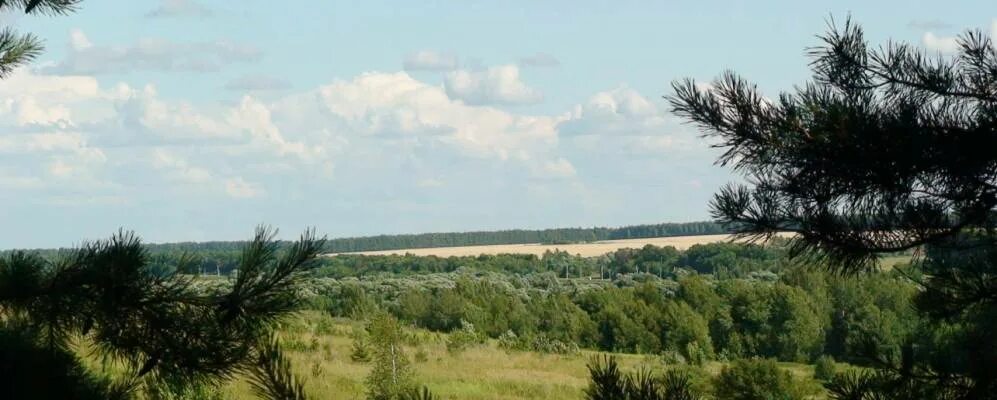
[1, 0, 994, 248]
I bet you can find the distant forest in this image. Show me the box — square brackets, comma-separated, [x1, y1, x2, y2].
[148, 221, 729, 254]
[2, 221, 729, 276]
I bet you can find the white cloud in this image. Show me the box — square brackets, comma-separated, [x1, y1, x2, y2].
[444, 65, 543, 105]
[150, 149, 213, 184]
[922, 32, 960, 53]
[227, 95, 325, 162]
[109, 83, 235, 142]
[559, 86, 666, 136]
[274, 71, 564, 161]
[145, 0, 214, 18]
[403, 50, 458, 71]
[48, 29, 261, 75]
[225, 177, 263, 198]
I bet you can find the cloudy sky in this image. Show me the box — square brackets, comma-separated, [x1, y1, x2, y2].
[1, 0, 994, 248]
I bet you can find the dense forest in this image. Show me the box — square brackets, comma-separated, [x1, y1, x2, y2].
[304, 241, 917, 366]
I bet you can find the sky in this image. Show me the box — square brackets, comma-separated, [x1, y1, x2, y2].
[0, 0, 994, 248]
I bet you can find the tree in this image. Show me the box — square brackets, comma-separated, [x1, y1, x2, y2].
[365, 312, 416, 400]
[0, 227, 322, 399]
[669, 16, 997, 398]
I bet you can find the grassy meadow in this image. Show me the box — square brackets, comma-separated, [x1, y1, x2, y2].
[210, 312, 824, 400]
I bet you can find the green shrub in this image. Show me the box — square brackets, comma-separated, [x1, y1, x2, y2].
[351, 337, 372, 362]
[713, 358, 810, 400]
[446, 320, 483, 354]
[813, 355, 837, 381]
[584, 355, 628, 400]
[584, 355, 705, 400]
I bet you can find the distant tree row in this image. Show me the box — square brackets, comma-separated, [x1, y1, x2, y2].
[323, 221, 727, 252]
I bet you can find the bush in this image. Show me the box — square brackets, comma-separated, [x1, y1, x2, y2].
[713, 358, 810, 400]
[813, 355, 837, 381]
[584, 355, 706, 400]
[584, 355, 628, 400]
[662, 369, 705, 400]
[351, 337, 372, 362]
[446, 320, 483, 354]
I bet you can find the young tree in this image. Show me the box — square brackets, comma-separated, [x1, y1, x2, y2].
[365, 312, 416, 400]
[669, 17, 997, 398]
[0, 227, 323, 399]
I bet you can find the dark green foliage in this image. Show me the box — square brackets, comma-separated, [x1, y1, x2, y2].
[584, 356, 705, 400]
[247, 334, 308, 400]
[814, 355, 838, 382]
[351, 337, 373, 362]
[0, 323, 119, 400]
[661, 369, 704, 400]
[585, 356, 629, 400]
[670, 16, 997, 397]
[713, 358, 810, 400]
[400, 386, 437, 400]
[307, 242, 926, 365]
[0, 227, 324, 399]
[825, 369, 961, 400]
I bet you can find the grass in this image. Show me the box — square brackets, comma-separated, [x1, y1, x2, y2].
[77, 311, 825, 399]
[216, 312, 824, 400]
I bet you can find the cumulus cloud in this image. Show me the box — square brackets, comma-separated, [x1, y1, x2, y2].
[150, 149, 213, 184]
[922, 32, 960, 53]
[403, 50, 458, 71]
[518, 52, 560, 68]
[224, 75, 292, 92]
[559, 86, 667, 136]
[47, 29, 261, 75]
[318, 72, 559, 157]
[146, 0, 214, 18]
[443, 65, 543, 105]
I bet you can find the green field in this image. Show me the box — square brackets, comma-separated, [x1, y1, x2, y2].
[206, 312, 824, 400]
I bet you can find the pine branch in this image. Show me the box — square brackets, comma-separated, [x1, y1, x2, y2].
[0, 28, 42, 78]
[246, 334, 309, 400]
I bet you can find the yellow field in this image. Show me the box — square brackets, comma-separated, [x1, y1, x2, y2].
[329, 234, 766, 258]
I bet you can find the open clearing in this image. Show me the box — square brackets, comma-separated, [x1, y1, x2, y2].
[211, 313, 823, 400]
[331, 233, 759, 258]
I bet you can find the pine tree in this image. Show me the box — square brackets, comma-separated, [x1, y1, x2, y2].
[0, 1, 80, 77]
[669, 16, 997, 399]
[0, 227, 322, 399]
